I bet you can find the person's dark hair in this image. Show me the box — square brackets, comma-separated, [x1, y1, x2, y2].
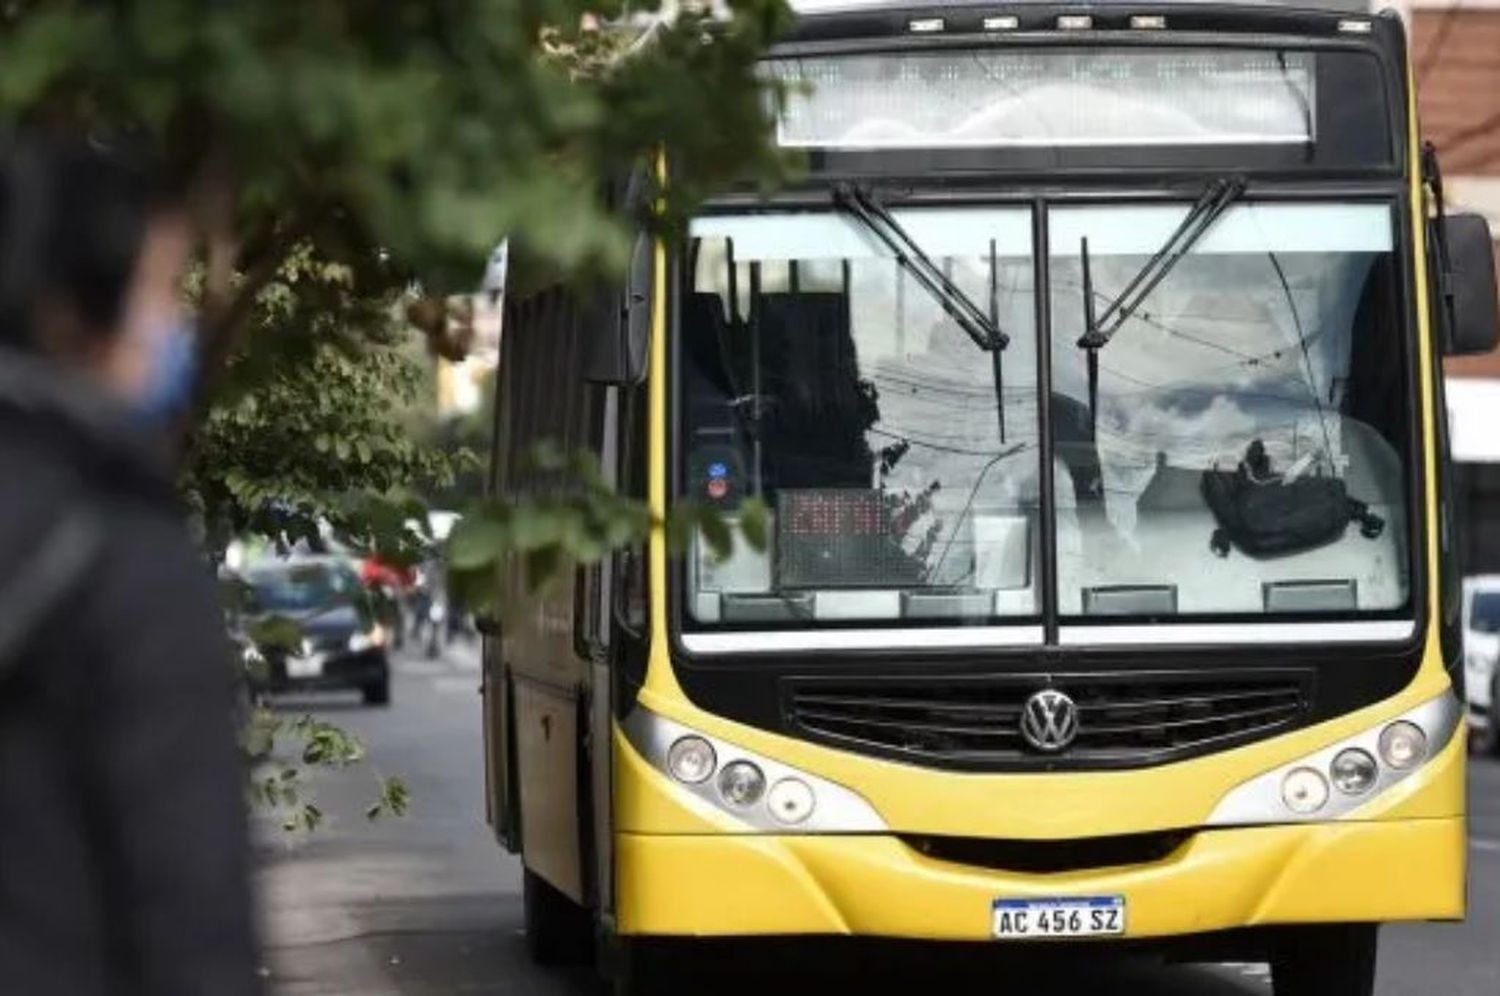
[0, 134, 161, 350]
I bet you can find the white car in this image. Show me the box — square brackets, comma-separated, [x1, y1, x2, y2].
[1463, 575, 1500, 754]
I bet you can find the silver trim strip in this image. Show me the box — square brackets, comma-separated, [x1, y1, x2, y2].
[621, 706, 887, 833]
[1059, 620, 1416, 647]
[682, 620, 1414, 654]
[1206, 690, 1463, 827]
[680, 626, 1045, 654]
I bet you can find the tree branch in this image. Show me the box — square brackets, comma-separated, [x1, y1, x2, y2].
[176, 218, 310, 455]
[197, 245, 284, 381]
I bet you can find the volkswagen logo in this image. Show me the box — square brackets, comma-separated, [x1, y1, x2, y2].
[1019, 689, 1079, 752]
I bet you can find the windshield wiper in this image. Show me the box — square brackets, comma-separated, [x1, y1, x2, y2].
[834, 184, 1007, 353]
[833, 183, 1012, 441]
[1077, 175, 1247, 429]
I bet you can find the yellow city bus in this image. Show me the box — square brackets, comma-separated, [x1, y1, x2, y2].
[480, 5, 1500, 994]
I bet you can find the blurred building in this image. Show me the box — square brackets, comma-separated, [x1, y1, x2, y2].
[436, 240, 507, 417]
[1393, 1, 1500, 571]
[1396, 0, 1500, 376]
[435, 292, 502, 416]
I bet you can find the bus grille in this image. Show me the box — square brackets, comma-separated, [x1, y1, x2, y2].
[902, 829, 1192, 873]
[782, 671, 1312, 770]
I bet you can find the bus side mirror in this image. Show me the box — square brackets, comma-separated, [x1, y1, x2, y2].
[612, 544, 647, 640]
[1442, 213, 1499, 356]
[585, 233, 655, 385]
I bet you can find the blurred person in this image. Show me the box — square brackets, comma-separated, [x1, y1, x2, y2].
[0, 136, 259, 995]
[359, 552, 412, 648]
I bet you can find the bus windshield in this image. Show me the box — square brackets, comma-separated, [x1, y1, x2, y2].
[677, 199, 1411, 634]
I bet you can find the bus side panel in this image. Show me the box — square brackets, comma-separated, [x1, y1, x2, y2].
[479, 635, 515, 849]
[481, 313, 516, 847]
[590, 658, 614, 917]
[514, 676, 583, 899]
[488, 286, 598, 902]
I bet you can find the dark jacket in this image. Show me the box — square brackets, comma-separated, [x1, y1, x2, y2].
[0, 352, 258, 995]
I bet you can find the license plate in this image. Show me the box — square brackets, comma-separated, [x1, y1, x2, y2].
[285, 653, 326, 679]
[991, 896, 1125, 939]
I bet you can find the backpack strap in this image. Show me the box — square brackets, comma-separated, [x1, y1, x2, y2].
[0, 503, 104, 689]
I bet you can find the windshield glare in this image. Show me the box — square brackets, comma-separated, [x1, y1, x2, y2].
[678, 200, 1411, 632]
[1050, 201, 1408, 617]
[248, 564, 359, 614]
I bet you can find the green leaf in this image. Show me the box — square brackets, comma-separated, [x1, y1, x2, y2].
[739, 497, 769, 552]
[699, 507, 733, 562]
[447, 513, 508, 570]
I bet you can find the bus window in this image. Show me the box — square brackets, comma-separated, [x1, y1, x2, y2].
[1048, 201, 1409, 617]
[680, 208, 1040, 627]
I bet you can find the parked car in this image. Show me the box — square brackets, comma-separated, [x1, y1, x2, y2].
[237, 556, 391, 706]
[1463, 574, 1500, 754]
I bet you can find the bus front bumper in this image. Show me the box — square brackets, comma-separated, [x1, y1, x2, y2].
[616, 815, 1463, 939]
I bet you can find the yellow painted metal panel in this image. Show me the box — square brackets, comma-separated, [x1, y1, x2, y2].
[613, 725, 738, 836]
[515, 681, 583, 900]
[616, 817, 1463, 938]
[1349, 712, 1466, 822]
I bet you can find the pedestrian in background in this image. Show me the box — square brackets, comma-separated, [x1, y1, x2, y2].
[0, 135, 259, 995]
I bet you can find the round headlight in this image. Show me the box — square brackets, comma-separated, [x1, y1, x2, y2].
[1281, 766, 1330, 814]
[766, 778, 816, 825]
[666, 736, 717, 785]
[1330, 747, 1379, 795]
[717, 760, 766, 808]
[1378, 721, 1427, 770]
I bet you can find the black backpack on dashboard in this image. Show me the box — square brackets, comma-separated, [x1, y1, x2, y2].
[1200, 439, 1384, 559]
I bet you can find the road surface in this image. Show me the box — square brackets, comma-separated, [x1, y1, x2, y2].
[255, 644, 1500, 995]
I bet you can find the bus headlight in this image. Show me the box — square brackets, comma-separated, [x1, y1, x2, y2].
[717, 760, 766, 807]
[1280, 767, 1329, 814]
[1207, 690, 1461, 826]
[623, 705, 886, 833]
[1330, 748, 1378, 795]
[1378, 721, 1426, 770]
[667, 736, 717, 785]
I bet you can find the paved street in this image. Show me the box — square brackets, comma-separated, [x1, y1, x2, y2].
[256, 645, 1500, 995]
